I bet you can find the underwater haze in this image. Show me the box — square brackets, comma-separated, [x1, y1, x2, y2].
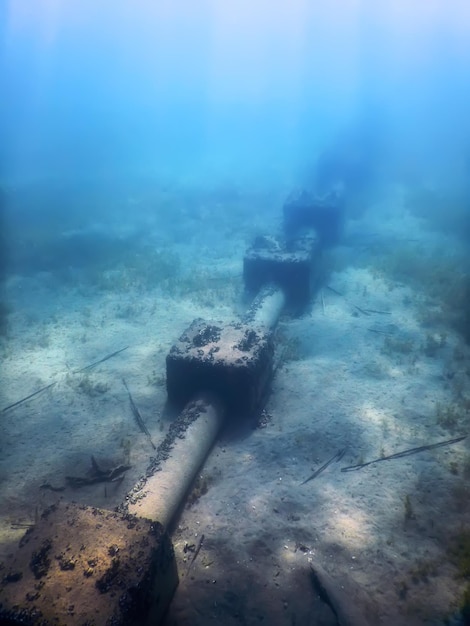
[2, 0, 470, 184]
[2, 3, 470, 626]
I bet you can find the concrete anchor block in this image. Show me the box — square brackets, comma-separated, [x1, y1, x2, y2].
[283, 189, 345, 245]
[0, 502, 178, 626]
[166, 318, 274, 416]
[243, 233, 320, 311]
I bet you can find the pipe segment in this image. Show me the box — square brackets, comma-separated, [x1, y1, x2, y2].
[127, 393, 225, 529]
[245, 284, 286, 331]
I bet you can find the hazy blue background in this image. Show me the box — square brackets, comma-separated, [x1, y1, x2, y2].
[2, 0, 470, 186]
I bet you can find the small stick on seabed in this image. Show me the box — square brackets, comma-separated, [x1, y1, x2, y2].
[367, 328, 395, 336]
[186, 534, 205, 575]
[122, 378, 156, 450]
[1, 346, 130, 413]
[1, 381, 57, 413]
[301, 447, 347, 485]
[352, 304, 372, 316]
[325, 285, 343, 297]
[10, 522, 35, 530]
[362, 308, 391, 315]
[74, 346, 129, 373]
[341, 435, 467, 472]
[65, 455, 131, 488]
[321, 289, 325, 315]
[325, 285, 391, 317]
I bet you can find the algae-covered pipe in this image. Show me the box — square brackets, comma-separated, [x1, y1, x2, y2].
[126, 286, 285, 529]
[244, 284, 286, 331]
[126, 393, 225, 529]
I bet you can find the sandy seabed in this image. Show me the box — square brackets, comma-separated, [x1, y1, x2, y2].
[1, 181, 469, 625]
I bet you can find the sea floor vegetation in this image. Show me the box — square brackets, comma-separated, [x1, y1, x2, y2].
[1, 177, 470, 624]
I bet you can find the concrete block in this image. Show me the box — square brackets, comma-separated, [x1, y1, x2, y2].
[283, 189, 345, 244]
[243, 234, 320, 310]
[166, 319, 274, 416]
[0, 502, 178, 626]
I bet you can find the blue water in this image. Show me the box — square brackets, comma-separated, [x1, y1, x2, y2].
[2, 1, 469, 280]
[2, 1, 470, 185]
[1, 5, 470, 625]
[1, 6, 470, 377]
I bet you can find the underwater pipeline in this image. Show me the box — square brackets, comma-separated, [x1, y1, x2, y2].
[0, 191, 343, 626]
